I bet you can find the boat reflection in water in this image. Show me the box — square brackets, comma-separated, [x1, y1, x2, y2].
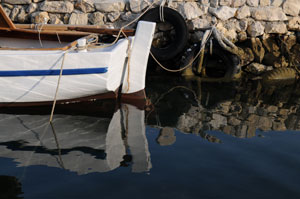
[0, 104, 151, 175]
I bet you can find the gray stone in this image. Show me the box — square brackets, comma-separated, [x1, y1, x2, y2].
[17, 7, 27, 23]
[258, 116, 273, 131]
[246, 62, 267, 74]
[88, 12, 105, 26]
[2, 6, 11, 17]
[107, 12, 120, 23]
[223, 125, 235, 135]
[95, 1, 125, 13]
[283, 0, 300, 16]
[251, 7, 287, 21]
[210, 0, 219, 8]
[260, 0, 271, 6]
[10, 6, 20, 22]
[2, 3, 14, 9]
[238, 31, 248, 41]
[247, 113, 258, 122]
[247, 0, 259, 6]
[179, 2, 203, 20]
[278, 108, 289, 116]
[210, 113, 227, 129]
[199, 0, 210, 5]
[272, 121, 287, 131]
[2, 0, 31, 4]
[220, 0, 232, 6]
[121, 12, 139, 22]
[199, 4, 209, 15]
[129, 0, 151, 13]
[219, 101, 232, 114]
[235, 5, 250, 19]
[216, 21, 238, 42]
[271, 0, 283, 7]
[232, 0, 246, 7]
[157, 127, 176, 146]
[236, 125, 248, 138]
[49, 14, 63, 25]
[192, 18, 211, 29]
[40, 1, 74, 13]
[201, 0, 210, 5]
[265, 22, 287, 34]
[247, 21, 264, 37]
[246, 125, 256, 138]
[266, 105, 278, 113]
[288, 17, 300, 31]
[228, 117, 241, 125]
[75, 0, 95, 13]
[210, 6, 237, 21]
[30, 11, 49, 24]
[69, 13, 88, 25]
[237, 19, 248, 32]
[26, 3, 37, 14]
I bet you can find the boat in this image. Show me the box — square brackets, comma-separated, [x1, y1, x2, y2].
[0, 5, 156, 106]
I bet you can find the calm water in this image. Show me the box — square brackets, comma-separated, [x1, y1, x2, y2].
[1, 76, 300, 199]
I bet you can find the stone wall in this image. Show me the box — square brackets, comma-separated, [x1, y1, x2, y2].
[1, 0, 300, 41]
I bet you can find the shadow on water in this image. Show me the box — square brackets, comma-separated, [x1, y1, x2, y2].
[0, 76, 300, 198]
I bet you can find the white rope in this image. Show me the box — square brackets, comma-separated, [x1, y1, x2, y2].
[210, 38, 213, 55]
[35, 17, 48, 48]
[56, 32, 61, 44]
[49, 50, 70, 122]
[160, 0, 167, 22]
[151, 27, 214, 73]
[36, 23, 45, 48]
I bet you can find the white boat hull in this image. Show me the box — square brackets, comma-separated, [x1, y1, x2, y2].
[0, 21, 156, 104]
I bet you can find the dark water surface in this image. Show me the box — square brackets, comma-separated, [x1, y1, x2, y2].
[1, 76, 300, 199]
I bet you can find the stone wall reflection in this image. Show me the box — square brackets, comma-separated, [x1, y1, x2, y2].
[147, 78, 300, 139]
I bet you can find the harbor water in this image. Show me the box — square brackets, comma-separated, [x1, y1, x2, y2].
[0, 75, 300, 199]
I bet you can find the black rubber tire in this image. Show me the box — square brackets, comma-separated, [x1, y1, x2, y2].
[140, 7, 188, 61]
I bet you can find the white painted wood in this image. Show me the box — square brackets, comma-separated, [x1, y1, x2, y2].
[0, 39, 128, 103]
[0, 37, 68, 49]
[122, 21, 156, 94]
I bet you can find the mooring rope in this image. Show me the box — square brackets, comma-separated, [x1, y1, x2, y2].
[36, 23, 45, 47]
[150, 27, 214, 73]
[160, 0, 167, 22]
[49, 50, 69, 122]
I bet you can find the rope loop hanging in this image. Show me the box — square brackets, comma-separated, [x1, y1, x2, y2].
[160, 0, 167, 22]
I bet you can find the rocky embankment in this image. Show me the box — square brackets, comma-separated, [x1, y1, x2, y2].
[1, 0, 300, 71]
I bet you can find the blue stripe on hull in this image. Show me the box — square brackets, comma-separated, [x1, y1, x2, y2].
[0, 68, 108, 77]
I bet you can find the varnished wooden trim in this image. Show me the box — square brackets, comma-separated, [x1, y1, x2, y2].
[0, 5, 16, 30]
[15, 24, 135, 36]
